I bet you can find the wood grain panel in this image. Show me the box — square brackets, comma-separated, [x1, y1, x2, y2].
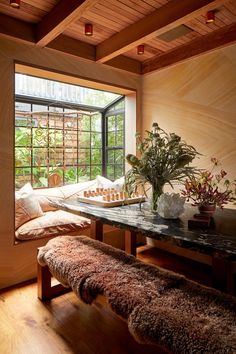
[142, 44, 236, 198]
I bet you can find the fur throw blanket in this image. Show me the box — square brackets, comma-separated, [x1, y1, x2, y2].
[38, 236, 236, 354]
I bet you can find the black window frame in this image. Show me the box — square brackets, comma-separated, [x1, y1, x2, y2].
[15, 95, 125, 189]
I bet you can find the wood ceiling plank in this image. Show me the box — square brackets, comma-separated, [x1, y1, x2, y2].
[85, 9, 124, 31]
[93, 3, 138, 24]
[92, 4, 132, 26]
[36, 0, 99, 47]
[142, 22, 236, 74]
[0, 1, 44, 23]
[99, 0, 144, 20]
[96, 0, 228, 63]
[117, 0, 153, 16]
[0, 13, 35, 43]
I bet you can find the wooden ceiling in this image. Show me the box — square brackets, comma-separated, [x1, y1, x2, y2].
[0, 0, 235, 74]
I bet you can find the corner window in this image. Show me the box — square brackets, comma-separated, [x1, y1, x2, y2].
[15, 74, 125, 189]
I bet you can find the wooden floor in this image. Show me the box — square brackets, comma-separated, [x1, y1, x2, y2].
[0, 246, 212, 354]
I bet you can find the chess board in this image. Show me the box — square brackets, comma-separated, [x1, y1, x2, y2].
[78, 187, 145, 207]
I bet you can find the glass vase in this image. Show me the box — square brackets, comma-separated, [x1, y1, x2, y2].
[151, 183, 164, 212]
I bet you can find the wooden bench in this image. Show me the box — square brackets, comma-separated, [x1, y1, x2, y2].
[37, 235, 236, 353]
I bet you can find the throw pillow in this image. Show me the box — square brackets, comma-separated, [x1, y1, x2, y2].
[96, 176, 124, 191]
[15, 183, 44, 229]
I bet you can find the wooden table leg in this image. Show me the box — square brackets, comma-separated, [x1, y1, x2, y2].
[212, 256, 235, 295]
[90, 219, 103, 242]
[125, 230, 137, 256]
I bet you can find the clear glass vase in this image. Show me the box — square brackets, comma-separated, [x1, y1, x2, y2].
[151, 183, 164, 212]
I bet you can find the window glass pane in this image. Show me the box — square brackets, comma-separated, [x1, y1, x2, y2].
[107, 116, 116, 131]
[81, 115, 90, 131]
[116, 114, 124, 130]
[49, 106, 63, 113]
[16, 73, 121, 108]
[32, 148, 48, 166]
[64, 116, 77, 130]
[49, 148, 63, 166]
[106, 165, 114, 180]
[49, 129, 63, 147]
[91, 165, 102, 179]
[49, 115, 63, 129]
[15, 148, 31, 167]
[107, 132, 116, 147]
[15, 102, 31, 112]
[116, 131, 123, 146]
[115, 149, 124, 164]
[64, 130, 77, 147]
[115, 100, 125, 110]
[48, 169, 63, 187]
[115, 165, 124, 179]
[32, 167, 48, 188]
[65, 148, 77, 165]
[91, 114, 101, 132]
[78, 166, 90, 182]
[15, 127, 31, 146]
[91, 133, 102, 148]
[91, 149, 102, 164]
[32, 104, 48, 112]
[78, 149, 90, 165]
[32, 114, 48, 128]
[107, 150, 114, 164]
[15, 167, 31, 189]
[33, 128, 48, 147]
[15, 116, 31, 127]
[79, 132, 90, 148]
[65, 167, 77, 185]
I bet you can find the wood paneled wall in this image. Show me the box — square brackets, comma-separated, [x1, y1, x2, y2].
[0, 36, 141, 289]
[142, 44, 236, 192]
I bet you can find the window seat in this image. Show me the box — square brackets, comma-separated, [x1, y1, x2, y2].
[15, 179, 97, 242]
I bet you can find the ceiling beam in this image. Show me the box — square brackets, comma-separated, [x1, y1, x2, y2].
[47, 34, 96, 61]
[47, 35, 141, 74]
[0, 13, 35, 44]
[36, 0, 99, 47]
[142, 23, 236, 74]
[106, 56, 142, 75]
[96, 0, 227, 63]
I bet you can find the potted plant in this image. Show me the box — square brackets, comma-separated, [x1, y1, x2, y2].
[181, 158, 236, 214]
[125, 123, 199, 211]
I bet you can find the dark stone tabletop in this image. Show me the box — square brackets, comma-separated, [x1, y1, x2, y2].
[52, 200, 236, 259]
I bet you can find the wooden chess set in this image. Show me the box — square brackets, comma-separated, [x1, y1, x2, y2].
[78, 187, 145, 207]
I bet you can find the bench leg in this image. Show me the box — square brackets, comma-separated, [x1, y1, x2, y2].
[37, 262, 71, 301]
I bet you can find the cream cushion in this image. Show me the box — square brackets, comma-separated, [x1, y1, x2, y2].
[96, 176, 124, 191]
[15, 183, 44, 229]
[34, 187, 65, 212]
[15, 210, 90, 240]
[59, 179, 97, 199]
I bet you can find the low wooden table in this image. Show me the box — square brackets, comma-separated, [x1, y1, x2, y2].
[52, 200, 236, 295]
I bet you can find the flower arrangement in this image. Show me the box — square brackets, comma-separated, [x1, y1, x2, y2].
[181, 158, 236, 209]
[125, 123, 199, 211]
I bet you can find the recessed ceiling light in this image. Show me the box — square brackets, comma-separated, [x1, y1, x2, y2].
[10, 0, 20, 8]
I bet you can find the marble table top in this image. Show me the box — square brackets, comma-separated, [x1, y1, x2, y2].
[52, 200, 236, 259]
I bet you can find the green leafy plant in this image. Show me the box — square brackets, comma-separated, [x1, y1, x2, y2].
[125, 123, 199, 211]
[182, 158, 236, 208]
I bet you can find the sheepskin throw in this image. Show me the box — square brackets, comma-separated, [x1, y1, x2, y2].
[38, 236, 236, 354]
